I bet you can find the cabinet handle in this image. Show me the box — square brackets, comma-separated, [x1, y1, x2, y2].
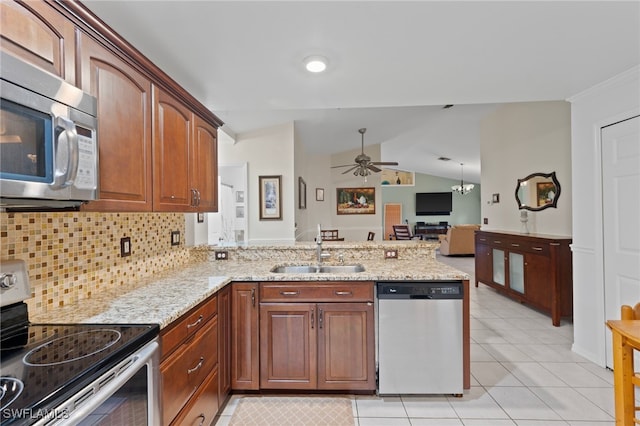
[190, 189, 197, 206]
[311, 308, 315, 329]
[196, 414, 206, 426]
[251, 288, 255, 307]
[280, 291, 299, 296]
[187, 357, 204, 374]
[479, 238, 486, 241]
[319, 308, 323, 329]
[494, 240, 502, 243]
[335, 291, 352, 296]
[196, 189, 202, 206]
[186, 315, 203, 329]
[511, 243, 520, 247]
[550, 242, 561, 246]
[532, 247, 543, 251]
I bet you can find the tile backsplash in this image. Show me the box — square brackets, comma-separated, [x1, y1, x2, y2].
[1, 212, 192, 317]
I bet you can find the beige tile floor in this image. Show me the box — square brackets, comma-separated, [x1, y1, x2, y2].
[215, 254, 615, 426]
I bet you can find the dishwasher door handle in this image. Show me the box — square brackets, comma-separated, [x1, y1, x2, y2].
[409, 295, 433, 299]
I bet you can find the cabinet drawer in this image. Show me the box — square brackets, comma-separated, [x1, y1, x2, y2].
[161, 295, 217, 359]
[171, 365, 219, 426]
[161, 317, 218, 425]
[260, 282, 373, 302]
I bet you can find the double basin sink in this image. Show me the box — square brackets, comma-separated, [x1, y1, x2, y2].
[270, 264, 365, 274]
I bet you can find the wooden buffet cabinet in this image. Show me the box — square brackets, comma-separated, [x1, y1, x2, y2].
[1, 0, 222, 212]
[475, 230, 573, 326]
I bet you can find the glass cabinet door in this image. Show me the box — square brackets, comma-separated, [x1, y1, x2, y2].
[492, 249, 505, 285]
[509, 252, 524, 293]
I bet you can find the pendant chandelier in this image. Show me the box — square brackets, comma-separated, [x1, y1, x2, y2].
[452, 163, 475, 195]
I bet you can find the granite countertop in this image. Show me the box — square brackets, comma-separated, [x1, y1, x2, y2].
[30, 253, 469, 329]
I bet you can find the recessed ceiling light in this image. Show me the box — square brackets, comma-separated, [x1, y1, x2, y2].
[304, 55, 327, 73]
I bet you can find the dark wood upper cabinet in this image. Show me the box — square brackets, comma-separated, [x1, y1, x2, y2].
[0, 0, 75, 83]
[192, 115, 219, 212]
[78, 33, 153, 211]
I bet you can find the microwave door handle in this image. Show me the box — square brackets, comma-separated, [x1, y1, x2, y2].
[52, 116, 79, 189]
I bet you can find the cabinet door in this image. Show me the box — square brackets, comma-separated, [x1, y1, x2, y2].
[170, 366, 219, 426]
[492, 249, 506, 286]
[524, 252, 552, 309]
[78, 33, 153, 211]
[153, 87, 193, 211]
[231, 283, 259, 390]
[508, 252, 525, 294]
[192, 115, 218, 212]
[259, 302, 317, 389]
[0, 0, 75, 83]
[317, 302, 375, 390]
[217, 285, 231, 405]
[475, 243, 493, 286]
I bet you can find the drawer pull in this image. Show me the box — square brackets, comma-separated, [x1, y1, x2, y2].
[479, 238, 486, 241]
[280, 291, 299, 296]
[196, 414, 206, 426]
[187, 357, 205, 374]
[186, 315, 203, 329]
[532, 247, 543, 251]
[511, 243, 520, 247]
[494, 240, 502, 244]
[335, 291, 352, 296]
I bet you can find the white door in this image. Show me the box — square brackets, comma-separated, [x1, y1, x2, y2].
[603, 115, 640, 369]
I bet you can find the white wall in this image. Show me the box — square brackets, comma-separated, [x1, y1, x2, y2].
[218, 122, 296, 245]
[568, 66, 640, 365]
[479, 101, 572, 236]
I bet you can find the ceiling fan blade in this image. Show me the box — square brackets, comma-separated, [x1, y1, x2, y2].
[371, 161, 399, 166]
[331, 164, 357, 169]
[367, 164, 382, 173]
[342, 165, 360, 175]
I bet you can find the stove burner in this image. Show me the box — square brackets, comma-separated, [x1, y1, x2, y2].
[22, 329, 122, 366]
[0, 377, 24, 410]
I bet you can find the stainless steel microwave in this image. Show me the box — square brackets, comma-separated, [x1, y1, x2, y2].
[0, 51, 98, 210]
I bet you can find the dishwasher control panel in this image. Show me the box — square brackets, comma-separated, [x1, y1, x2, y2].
[376, 281, 463, 299]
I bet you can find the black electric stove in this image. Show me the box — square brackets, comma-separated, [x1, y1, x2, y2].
[0, 260, 159, 425]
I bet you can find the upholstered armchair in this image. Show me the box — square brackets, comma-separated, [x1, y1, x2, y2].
[438, 224, 481, 256]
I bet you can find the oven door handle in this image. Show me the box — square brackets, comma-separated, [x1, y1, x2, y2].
[39, 339, 160, 426]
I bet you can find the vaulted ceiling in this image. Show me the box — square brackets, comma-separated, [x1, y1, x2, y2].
[83, 1, 640, 182]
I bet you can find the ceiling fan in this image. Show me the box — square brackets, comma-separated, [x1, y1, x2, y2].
[332, 128, 399, 176]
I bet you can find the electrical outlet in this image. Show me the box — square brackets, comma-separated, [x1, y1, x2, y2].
[384, 249, 398, 259]
[171, 230, 180, 246]
[120, 237, 131, 257]
[215, 250, 229, 260]
[484, 218, 489, 225]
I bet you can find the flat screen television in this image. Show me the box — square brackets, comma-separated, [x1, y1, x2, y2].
[415, 192, 452, 216]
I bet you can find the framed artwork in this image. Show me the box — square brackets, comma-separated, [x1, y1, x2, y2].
[316, 188, 324, 201]
[298, 177, 307, 209]
[380, 168, 415, 186]
[336, 187, 375, 215]
[235, 191, 244, 203]
[536, 182, 557, 207]
[259, 175, 282, 220]
[236, 205, 245, 218]
[197, 212, 205, 223]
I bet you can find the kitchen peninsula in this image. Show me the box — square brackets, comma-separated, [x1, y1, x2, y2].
[29, 240, 470, 423]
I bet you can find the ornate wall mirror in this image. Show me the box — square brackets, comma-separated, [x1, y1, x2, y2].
[515, 171, 561, 211]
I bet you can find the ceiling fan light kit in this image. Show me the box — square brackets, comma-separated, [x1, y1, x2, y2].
[331, 128, 399, 181]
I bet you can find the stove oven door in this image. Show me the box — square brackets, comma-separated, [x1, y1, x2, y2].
[35, 339, 160, 426]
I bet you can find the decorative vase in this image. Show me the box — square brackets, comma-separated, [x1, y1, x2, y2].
[520, 210, 529, 234]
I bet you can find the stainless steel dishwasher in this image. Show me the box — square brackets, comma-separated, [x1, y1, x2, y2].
[377, 280, 463, 395]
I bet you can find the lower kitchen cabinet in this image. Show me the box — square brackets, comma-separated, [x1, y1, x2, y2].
[231, 282, 260, 390]
[259, 282, 375, 391]
[160, 295, 219, 425]
[217, 285, 231, 405]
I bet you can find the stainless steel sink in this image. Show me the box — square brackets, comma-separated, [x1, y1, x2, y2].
[270, 264, 365, 274]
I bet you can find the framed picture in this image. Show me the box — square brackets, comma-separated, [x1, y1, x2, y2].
[236, 205, 244, 218]
[235, 191, 244, 203]
[298, 177, 307, 209]
[316, 188, 324, 202]
[380, 168, 415, 186]
[336, 187, 375, 215]
[197, 212, 205, 223]
[536, 182, 557, 207]
[259, 175, 282, 220]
